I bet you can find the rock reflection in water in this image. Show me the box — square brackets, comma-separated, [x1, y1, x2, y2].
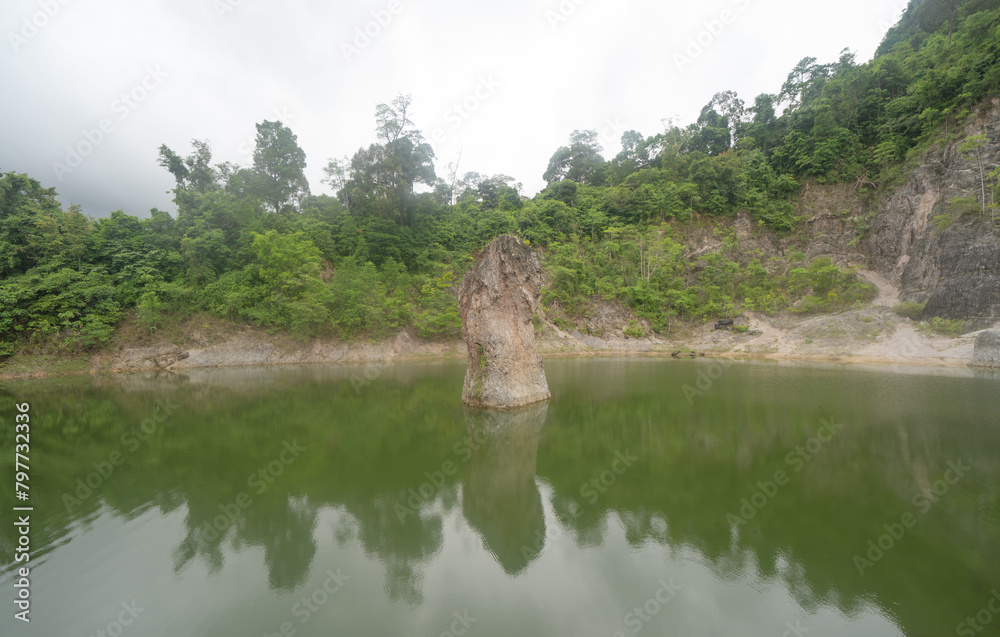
[462, 402, 548, 575]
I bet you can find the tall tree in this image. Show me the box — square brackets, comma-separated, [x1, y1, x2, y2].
[704, 91, 748, 145]
[0, 172, 64, 276]
[346, 94, 436, 225]
[158, 140, 224, 216]
[779, 57, 832, 112]
[322, 156, 352, 211]
[918, 0, 961, 46]
[375, 93, 416, 147]
[959, 134, 989, 218]
[455, 172, 521, 209]
[251, 120, 310, 214]
[158, 140, 221, 194]
[543, 130, 607, 185]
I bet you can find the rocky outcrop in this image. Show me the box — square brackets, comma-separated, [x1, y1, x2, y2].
[922, 222, 1000, 322]
[971, 329, 1000, 367]
[793, 182, 868, 264]
[107, 330, 463, 373]
[865, 101, 1000, 323]
[114, 346, 189, 370]
[459, 235, 551, 409]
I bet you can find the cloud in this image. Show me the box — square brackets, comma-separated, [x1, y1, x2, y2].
[0, 0, 905, 217]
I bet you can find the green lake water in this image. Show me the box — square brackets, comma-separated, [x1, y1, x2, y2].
[1, 358, 998, 636]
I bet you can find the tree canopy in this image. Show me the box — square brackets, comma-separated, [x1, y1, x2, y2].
[4, 0, 1000, 356]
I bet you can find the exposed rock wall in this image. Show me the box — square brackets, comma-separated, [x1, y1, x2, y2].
[459, 235, 551, 409]
[103, 330, 462, 372]
[792, 182, 868, 264]
[922, 223, 1000, 321]
[865, 101, 1000, 321]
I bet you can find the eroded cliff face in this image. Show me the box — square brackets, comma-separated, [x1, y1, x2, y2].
[459, 235, 551, 409]
[865, 101, 1000, 322]
[971, 329, 1000, 367]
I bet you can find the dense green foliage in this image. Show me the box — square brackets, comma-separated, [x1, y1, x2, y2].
[540, 229, 876, 333]
[2, 0, 998, 356]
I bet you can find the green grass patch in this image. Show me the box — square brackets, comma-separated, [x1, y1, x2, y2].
[918, 317, 967, 338]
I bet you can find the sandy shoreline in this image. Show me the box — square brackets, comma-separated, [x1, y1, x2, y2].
[0, 335, 988, 382]
[538, 349, 976, 367]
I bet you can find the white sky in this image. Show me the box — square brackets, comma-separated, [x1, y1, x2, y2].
[0, 0, 908, 218]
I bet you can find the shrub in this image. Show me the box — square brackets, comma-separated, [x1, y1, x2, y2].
[624, 320, 645, 338]
[892, 301, 926, 320]
[918, 317, 967, 338]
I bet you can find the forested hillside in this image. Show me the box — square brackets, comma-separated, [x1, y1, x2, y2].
[3, 0, 1000, 359]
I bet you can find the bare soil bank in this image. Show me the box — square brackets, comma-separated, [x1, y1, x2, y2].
[1, 304, 990, 381]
